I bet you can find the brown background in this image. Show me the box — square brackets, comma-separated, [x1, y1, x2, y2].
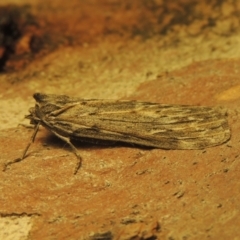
[0, 0, 240, 239]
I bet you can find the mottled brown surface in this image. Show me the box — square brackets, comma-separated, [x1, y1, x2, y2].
[1, 0, 240, 239]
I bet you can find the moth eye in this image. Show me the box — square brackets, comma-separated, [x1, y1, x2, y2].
[30, 119, 39, 125]
[29, 107, 35, 114]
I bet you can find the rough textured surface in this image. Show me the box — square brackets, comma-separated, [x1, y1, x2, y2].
[1, 0, 240, 239]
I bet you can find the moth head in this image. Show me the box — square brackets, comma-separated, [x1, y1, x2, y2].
[25, 107, 40, 125]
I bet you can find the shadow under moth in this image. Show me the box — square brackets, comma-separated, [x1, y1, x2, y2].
[5, 93, 231, 174]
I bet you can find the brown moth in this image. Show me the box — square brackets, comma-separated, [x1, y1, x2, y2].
[5, 93, 231, 174]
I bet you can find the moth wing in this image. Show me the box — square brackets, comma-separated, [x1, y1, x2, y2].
[45, 100, 230, 149]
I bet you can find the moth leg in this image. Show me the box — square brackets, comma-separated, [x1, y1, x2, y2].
[21, 122, 40, 159]
[51, 130, 82, 175]
[3, 123, 40, 171]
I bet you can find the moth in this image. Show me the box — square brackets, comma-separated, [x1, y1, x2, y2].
[5, 93, 231, 174]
